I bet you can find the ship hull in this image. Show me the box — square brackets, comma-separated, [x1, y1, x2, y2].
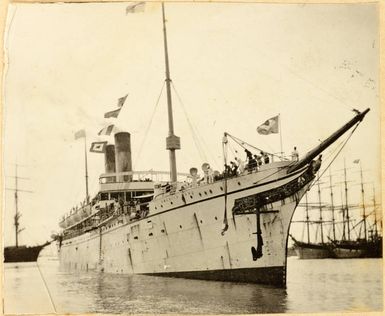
[364, 238, 383, 258]
[4, 245, 46, 263]
[59, 166, 313, 287]
[332, 247, 364, 259]
[146, 266, 284, 285]
[294, 242, 333, 259]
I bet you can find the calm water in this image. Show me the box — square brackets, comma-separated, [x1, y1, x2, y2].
[4, 257, 383, 314]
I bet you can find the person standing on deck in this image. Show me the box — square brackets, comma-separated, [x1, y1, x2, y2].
[263, 152, 270, 164]
[207, 165, 214, 183]
[291, 147, 299, 161]
[235, 157, 245, 174]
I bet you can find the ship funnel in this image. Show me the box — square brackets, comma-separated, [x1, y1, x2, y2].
[114, 132, 132, 182]
[104, 144, 116, 183]
[105, 144, 116, 173]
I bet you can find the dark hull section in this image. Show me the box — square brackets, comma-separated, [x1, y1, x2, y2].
[332, 238, 383, 259]
[144, 266, 285, 287]
[4, 244, 47, 263]
[364, 238, 382, 258]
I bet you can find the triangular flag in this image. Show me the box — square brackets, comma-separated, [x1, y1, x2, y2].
[98, 125, 116, 136]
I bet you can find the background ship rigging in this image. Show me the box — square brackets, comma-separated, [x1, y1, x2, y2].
[290, 158, 382, 259]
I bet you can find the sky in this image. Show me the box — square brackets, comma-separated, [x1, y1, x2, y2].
[2, 2, 380, 246]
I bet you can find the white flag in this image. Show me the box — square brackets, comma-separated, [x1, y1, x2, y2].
[257, 116, 279, 135]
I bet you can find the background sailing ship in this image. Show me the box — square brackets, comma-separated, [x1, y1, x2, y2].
[3, 165, 50, 262]
[290, 159, 382, 259]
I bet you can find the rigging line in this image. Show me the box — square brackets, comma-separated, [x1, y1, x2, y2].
[284, 64, 353, 112]
[227, 142, 239, 160]
[170, 83, 207, 162]
[221, 136, 229, 235]
[227, 133, 287, 161]
[171, 83, 222, 169]
[309, 135, 349, 176]
[133, 82, 165, 168]
[309, 123, 360, 188]
[36, 262, 57, 313]
[255, 48, 354, 112]
[308, 123, 361, 190]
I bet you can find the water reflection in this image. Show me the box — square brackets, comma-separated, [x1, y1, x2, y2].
[4, 257, 382, 314]
[93, 272, 288, 314]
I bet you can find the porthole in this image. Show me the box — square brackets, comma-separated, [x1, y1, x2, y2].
[171, 202, 173, 205]
[179, 225, 182, 229]
[200, 220, 203, 224]
[215, 216, 218, 220]
[161, 229, 165, 233]
[209, 189, 213, 194]
[149, 232, 153, 236]
[161, 205, 163, 208]
[199, 193, 202, 197]
[204, 191, 207, 195]
[238, 182, 241, 185]
[220, 186, 223, 191]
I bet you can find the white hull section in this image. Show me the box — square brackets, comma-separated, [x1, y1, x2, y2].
[295, 246, 332, 259]
[59, 165, 312, 286]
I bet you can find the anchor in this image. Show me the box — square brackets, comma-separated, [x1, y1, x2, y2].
[251, 207, 279, 261]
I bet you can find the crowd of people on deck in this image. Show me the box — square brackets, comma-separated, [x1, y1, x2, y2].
[193, 146, 301, 185]
[222, 148, 273, 179]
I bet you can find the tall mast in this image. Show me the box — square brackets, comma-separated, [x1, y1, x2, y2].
[7, 164, 30, 247]
[372, 186, 378, 238]
[305, 193, 310, 244]
[14, 164, 19, 247]
[329, 168, 336, 241]
[343, 158, 351, 240]
[162, 2, 180, 183]
[340, 186, 346, 240]
[317, 174, 324, 243]
[359, 161, 367, 241]
[84, 134, 89, 201]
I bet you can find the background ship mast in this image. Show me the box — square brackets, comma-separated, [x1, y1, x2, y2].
[162, 3, 180, 183]
[328, 169, 337, 241]
[6, 164, 32, 247]
[14, 165, 21, 247]
[343, 158, 351, 241]
[317, 174, 324, 244]
[359, 161, 367, 241]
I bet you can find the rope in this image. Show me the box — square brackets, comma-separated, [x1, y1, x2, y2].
[170, 83, 207, 160]
[221, 135, 229, 235]
[36, 261, 57, 313]
[309, 122, 361, 190]
[227, 133, 288, 161]
[171, 82, 222, 170]
[133, 82, 165, 167]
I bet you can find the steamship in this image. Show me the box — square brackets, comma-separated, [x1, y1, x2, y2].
[57, 4, 370, 286]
